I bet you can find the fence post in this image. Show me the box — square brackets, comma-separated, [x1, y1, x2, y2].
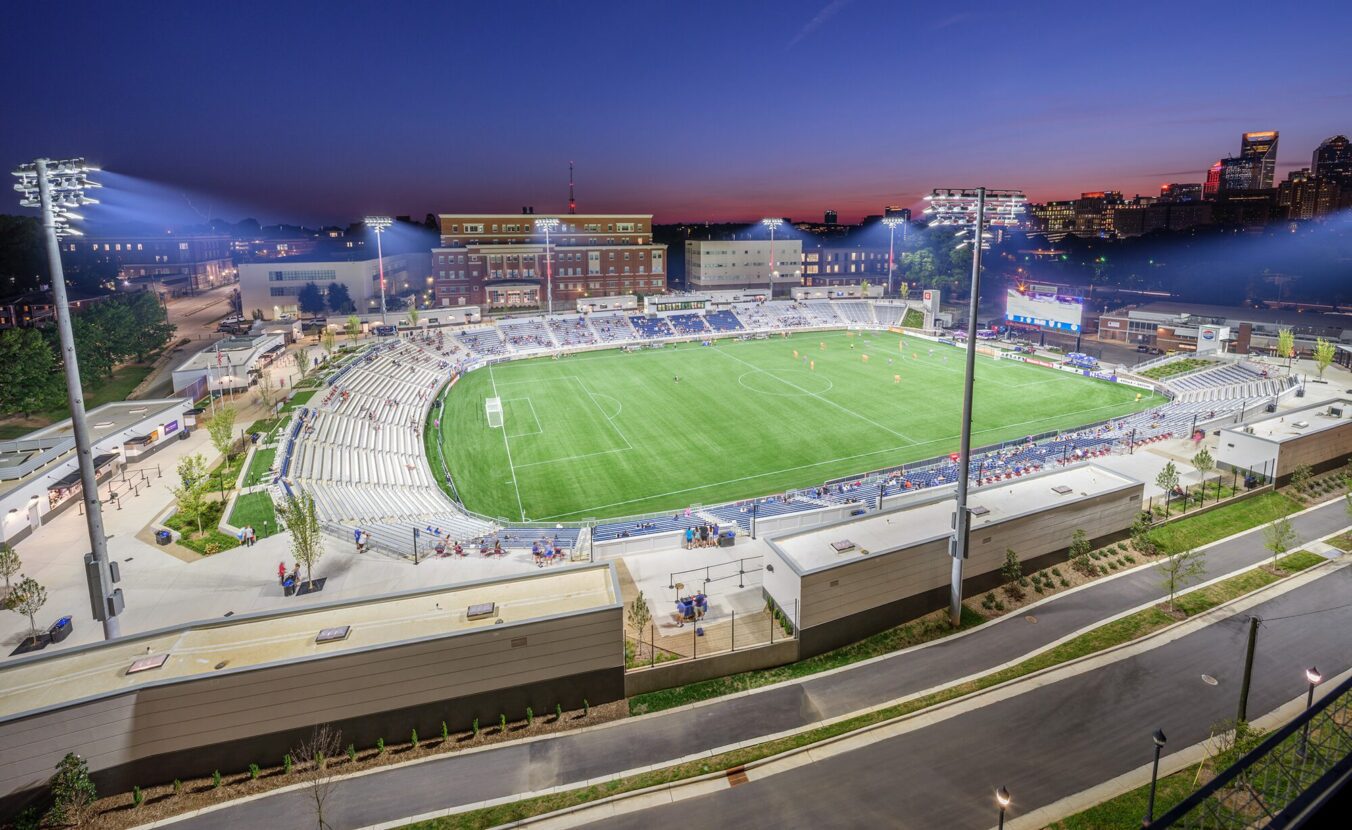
[692, 624, 697, 660]
[731, 610, 736, 652]
[650, 623, 655, 668]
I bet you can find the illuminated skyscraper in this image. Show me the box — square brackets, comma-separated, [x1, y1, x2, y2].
[1312, 135, 1352, 182]
[1203, 161, 1224, 199]
[1238, 130, 1279, 189]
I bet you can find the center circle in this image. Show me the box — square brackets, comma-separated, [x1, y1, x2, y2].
[737, 370, 834, 397]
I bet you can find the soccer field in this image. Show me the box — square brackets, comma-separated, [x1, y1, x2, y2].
[433, 331, 1163, 522]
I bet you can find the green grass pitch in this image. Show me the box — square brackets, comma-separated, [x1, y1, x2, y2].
[430, 331, 1163, 522]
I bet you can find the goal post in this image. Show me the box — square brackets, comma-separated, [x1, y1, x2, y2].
[485, 397, 503, 429]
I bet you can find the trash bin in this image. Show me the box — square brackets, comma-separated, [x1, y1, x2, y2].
[155, 529, 172, 546]
[179, 429, 190, 441]
[49, 616, 73, 643]
[283, 577, 296, 597]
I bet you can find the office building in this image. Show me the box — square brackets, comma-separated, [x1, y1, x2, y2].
[238, 252, 432, 320]
[1096, 301, 1351, 354]
[806, 245, 889, 284]
[1312, 135, 1352, 183]
[1240, 130, 1279, 190]
[1111, 201, 1213, 237]
[61, 232, 234, 294]
[1277, 168, 1342, 220]
[1204, 161, 1224, 198]
[1158, 183, 1203, 202]
[685, 239, 803, 295]
[432, 213, 666, 309]
[0, 289, 109, 329]
[1029, 200, 1076, 239]
[824, 210, 838, 225]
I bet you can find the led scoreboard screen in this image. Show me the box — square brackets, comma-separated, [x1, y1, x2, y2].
[1005, 288, 1084, 333]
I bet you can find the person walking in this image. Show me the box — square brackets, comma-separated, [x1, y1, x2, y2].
[277, 561, 287, 584]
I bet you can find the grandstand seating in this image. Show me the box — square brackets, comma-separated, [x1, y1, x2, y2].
[668, 313, 710, 335]
[803, 301, 844, 326]
[499, 318, 556, 351]
[591, 314, 637, 342]
[704, 310, 744, 332]
[456, 327, 508, 356]
[630, 315, 675, 339]
[549, 316, 599, 347]
[834, 301, 878, 326]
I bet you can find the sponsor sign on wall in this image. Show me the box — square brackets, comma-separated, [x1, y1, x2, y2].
[163, 420, 179, 436]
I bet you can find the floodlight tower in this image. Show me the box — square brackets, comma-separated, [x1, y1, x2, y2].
[923, 187, 1026, 627]
[364, 216, 393, 325]
[761, 217, 783, 298]
[13, 158, 123, 640]
[534, 217, 561, 315]
[881, 217, 906, 296]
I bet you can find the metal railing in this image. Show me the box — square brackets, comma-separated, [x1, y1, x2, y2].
[1150, 674, 1352, 829]
[668, 556, 763, 592]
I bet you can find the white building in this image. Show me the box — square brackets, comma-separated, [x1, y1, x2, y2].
[171, 334, 285, 396]
[238, 252, 432, 321]
[0, 399, 192, 545]
[685, 240, 804, 296]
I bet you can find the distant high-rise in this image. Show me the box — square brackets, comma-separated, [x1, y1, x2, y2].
[1312, 135, 1352, 182]
[824, 210, 838, 225]
[1277, 168, 1343, 220]
[1222, 131, 1279, 191]
[1204, 161, 1224, 199]
[1159, 183, 1202, 203]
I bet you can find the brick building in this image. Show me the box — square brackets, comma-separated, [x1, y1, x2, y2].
[431, 213, 666, 310]
[61, 232, 234, 294]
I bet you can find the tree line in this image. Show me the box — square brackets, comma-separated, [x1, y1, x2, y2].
[0, 291, 175, 417]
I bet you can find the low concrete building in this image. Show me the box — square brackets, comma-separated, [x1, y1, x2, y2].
[0, 399, 192, 545]
[170, 333, 285, 395]
[1216, 399, 1352, 483]
[761, 464, 1143, 656]
[0, 563, 623, 811]
[685, 240, 803, 296]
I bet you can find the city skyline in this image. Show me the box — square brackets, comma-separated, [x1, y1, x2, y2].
[3, 0, 1350, 226]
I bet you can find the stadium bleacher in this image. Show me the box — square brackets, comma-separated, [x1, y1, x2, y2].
[499, 318, 555, 351]
[549, 316, 599, 347]
[834, 301, 878, 326]
[668, 313, 710, 335]
[591, 314, 637, 342]
[630, 315, 675, 339]
[704, 310, 745, 332]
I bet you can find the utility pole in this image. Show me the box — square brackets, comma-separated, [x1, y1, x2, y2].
[948, 187, 986, 627]
[1237, 615, 1261, 723]
[18, 158, 122, 639]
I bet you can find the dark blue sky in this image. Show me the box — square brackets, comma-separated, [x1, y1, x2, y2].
[3, 0, 1349, 225]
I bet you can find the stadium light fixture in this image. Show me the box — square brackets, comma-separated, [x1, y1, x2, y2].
[882, 217, 906, 296]
[926, 188, 1026, 627]
[761, 218, 783, 297]
[364, 216, 393, 326]
[12, 157, 122, 640]
[534, 217, 561, 315]
[996, 786, 1011, 830]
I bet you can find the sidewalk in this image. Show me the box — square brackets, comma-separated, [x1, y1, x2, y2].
[151, 497, 1352, 830]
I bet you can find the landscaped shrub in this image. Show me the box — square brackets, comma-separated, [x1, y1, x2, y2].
[248, 763, 260, 780]
[1034, 583, 1044, 594]
[376, 738, 385, 756]
[526, 707, 534, 726]
[584, 699, 590, 717]
[1051, 567, 1062, 577]
[132, 786, 144, 808]
[173, 779, 183, 795]
[410, 728, 419, 749]
[472, 718, 480, 738]
[499, 714, 507, 733]
[283, 754, 293, 774]
[212, 770, 222, 789]
[441, 721, 449, 742]
[993, 600, 1005, 611]
[556, 703, 563, 721]
[1060, 578, 1070, 587]
[347, 744, 357, 762]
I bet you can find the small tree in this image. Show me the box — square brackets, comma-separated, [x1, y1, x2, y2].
[1192, 448, 1214, 480]
[0, 543, 19, 590]
[627, 591, 652, 658]
[345, 315, 361, 345]
[297, 282, 327, 319]
[407, 306, 420, 327]
[1277, 328, 1295, 373]
[1290, 464, 1312, 491]
[46, 753, 97, 828]
[1068, 528, 1093, 575]
[277, 491, 323, 587]
[257, 371, 277, 411]
[5, 575, 46, 644]
[291, 724, 343, 830]
[321, 326, 336, 356]
[206, 405, 238, 462]
[1156, 461, 1181, 516]
[1131, 513, 1157, 557]
[1157, 548, 1206, 612]
[172, 453, 211, 536]
[1263, 513, 1297, 567]
[1001, 548, 1024, 598]
[1313, 337, 1335, 380]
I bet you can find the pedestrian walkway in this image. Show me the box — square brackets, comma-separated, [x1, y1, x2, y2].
[156, 498, 1352, 830]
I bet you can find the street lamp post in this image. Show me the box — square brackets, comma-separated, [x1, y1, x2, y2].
[882, 217, 905, 297]
[1300, 666, 1322, 758]
[996, 786, 1011, 830]
[1143, 729, 1167, 826]
[13, 158, 122, 640]
[761, 218, 782, 299]
[924, 188, 1026, 626]
[534, 218, 560, 315]
[364, 216, 392, 326]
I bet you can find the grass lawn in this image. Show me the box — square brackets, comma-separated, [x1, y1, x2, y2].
[405, 551, 1327, 830]
[241, 447, 277, 487]
[281, 389, 317, 411]
[1148, 492, 1302, 554]
[0, 359, 158, 438]
[1138, 357, 1213, 380]
[228, 492, 278, 537]
[1048, 767, 1197, 829]
[439, 332, 1163, 521]
[164, 500, 239, 555]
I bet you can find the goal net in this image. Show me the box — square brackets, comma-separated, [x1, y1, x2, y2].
[485, 397, 504, 429]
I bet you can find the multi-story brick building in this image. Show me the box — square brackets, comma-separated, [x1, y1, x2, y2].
[61, 232, 234, 294]
[431, 213, 666, 310]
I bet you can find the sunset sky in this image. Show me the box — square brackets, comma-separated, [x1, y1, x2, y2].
[4, 0, 1349, 226]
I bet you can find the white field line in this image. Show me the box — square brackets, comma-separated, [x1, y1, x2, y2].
[487, 363, 527, 521]
[503, 397, 543, 437]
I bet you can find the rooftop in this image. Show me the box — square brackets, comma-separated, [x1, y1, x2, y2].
[1223, 399, 1352, 444]
[0, 564, 619, 721]
[769, 464, 1139, 574]
[1120, 302, 1352, 334]
[19, 399, 188, 446]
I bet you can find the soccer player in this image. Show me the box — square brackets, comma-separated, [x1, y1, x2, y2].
[894, 374, 901, 384]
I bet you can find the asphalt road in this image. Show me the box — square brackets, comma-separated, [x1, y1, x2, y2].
[590, 564, 1352, 830]
[165, 498, 1350, 830]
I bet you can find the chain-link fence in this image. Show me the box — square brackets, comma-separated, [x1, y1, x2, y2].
[1150, 674, 1352, 828]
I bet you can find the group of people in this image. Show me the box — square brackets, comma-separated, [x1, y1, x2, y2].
[684, 522, 722, 549]
[236, 525, 259, 546]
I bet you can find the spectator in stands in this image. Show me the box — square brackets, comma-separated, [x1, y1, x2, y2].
[685, 526, 694, 550]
